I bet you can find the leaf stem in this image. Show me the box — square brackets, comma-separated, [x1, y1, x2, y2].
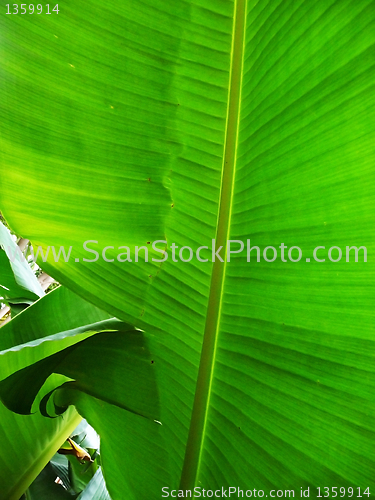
[179, 0, 247, 489]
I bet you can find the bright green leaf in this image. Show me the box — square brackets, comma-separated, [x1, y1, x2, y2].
[1, 1, 375, 498]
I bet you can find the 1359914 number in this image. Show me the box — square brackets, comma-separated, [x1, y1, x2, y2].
[6, 4, 59, 14]
[317, 487, 370, 498]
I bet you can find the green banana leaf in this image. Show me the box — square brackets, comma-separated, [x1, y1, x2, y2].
[0, 286, 164, 498]
[32, 423, 109, 499]
[0, 380, 79, 500]
[77, 468, 111, 500]
[22, 421, 110, 499]
[0, 286, 118, 499]
[22, 463, 74, 500]
[1, 1, 375, 498]
[49, 453, 73, 494]
[0, 329, 159, 420]
[0, 220, 44, 304]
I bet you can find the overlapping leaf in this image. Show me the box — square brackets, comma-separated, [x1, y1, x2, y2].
[0, 286, 137, 499]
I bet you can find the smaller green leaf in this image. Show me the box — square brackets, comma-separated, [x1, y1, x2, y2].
[0, 329, 159, 420]
[71, 393, 169, 500]
[77, 468, 111, 500]
[72, 419, 100, 450]
[0, 286, 112, 356]
[8, 301, 29, 317]
[0, 221, 43, 302]
[0, 318, 129, 414]
[67, 452, 96, 495]
[0, 286, 113, 499]
[50, 453, 72, 493]
[22, 463, 75, 500]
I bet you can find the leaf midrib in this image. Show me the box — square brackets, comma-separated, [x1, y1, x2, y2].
[179, 0, 247, 489]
